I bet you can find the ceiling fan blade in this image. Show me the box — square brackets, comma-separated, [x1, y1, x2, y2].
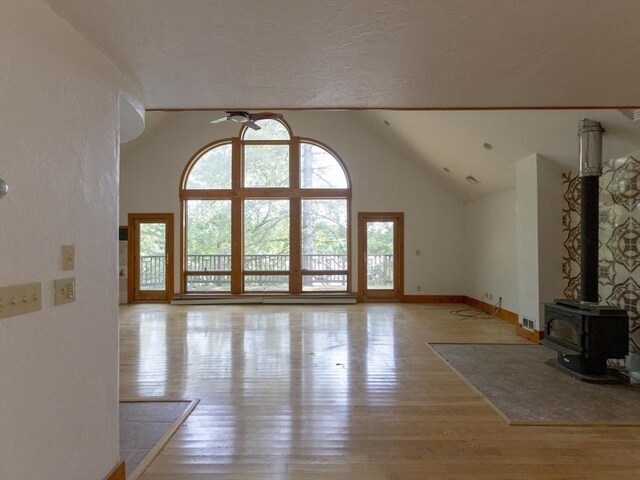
[250, 112, 283, 121]
[209, 117, 228, 124]
[245, 120, 261, 130]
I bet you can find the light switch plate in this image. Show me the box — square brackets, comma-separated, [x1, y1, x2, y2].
[62, 245, 75, 270]
[54, 278, 76, 305]
[0, 282, 42, 319]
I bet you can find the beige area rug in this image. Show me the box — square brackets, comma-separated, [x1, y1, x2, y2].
[119, 398, 199, 479]
[430, 343, 640, 426]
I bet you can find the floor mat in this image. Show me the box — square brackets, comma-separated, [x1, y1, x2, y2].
[119, 399, 198, 478]
[430, 343, 640, 425]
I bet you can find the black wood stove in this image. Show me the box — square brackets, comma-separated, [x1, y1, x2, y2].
[543, 300, 628, 376]
[541, 119, 629, 380]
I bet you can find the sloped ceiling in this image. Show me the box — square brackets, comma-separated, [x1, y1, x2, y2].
[126, 109, 640, 201]
[45, 1, 640, 200]
[353, 109, 640, 200]
[45, 0, 640, 109]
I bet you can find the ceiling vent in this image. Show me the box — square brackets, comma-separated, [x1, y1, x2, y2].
[619, 109, 640, 123]
[465, 175, 480, 185]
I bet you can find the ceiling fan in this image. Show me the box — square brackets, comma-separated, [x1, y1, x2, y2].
[209, 111, 283, 130]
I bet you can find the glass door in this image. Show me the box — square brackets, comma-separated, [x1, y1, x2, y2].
[128, 213, 174, 302]
[358, 213, 404, 301]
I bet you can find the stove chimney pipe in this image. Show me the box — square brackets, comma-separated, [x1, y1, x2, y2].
[578, 119, 604, 303]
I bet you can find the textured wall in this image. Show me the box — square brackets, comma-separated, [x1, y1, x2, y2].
[0, 1, 141, 478]
[562, 152, 640, 353]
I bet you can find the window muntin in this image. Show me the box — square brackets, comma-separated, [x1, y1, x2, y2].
[300, 142, 348, 188]
[186, 274, 231, 292]
[243, 199, 290, 271]
[244, 144, 290, 187]
[185, 144, 232, 189]
[244, 275, 289, 292]
[302, 199, 347, 271]
[138, 223, 167, 291]
[302, 274, 347, 292]
[242, 119, 290, 140]
[366, 221, 394, 290]
[186, 200, 232, 272]
[181, 121, 350, 294]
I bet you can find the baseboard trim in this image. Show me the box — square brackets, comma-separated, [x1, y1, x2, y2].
[463, 296, 518, 324]
[104, 461, 125, 480]
[516, 323, 544, 343]
[402, 295, 518, 324]
[403, 295, 466, 303]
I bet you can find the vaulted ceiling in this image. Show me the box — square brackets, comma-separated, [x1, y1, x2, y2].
[46, 0, 640, 200]
[46, 0, 640, 109]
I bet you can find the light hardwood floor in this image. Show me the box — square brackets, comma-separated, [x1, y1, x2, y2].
[119, 303, 640, 480]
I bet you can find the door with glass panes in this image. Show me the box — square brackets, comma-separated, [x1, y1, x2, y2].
[128, 213, 174, 302]
[358, 212, 404, 301]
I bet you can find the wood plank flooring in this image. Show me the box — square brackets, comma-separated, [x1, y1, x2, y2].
[119, 303, 640, 479]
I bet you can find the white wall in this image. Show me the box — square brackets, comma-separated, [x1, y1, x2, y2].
[0, 1, 141, 479]
[516, 154, 541, 327]
[536, 157, 564, 317]
[121, 110, 467, 295]
[463, 189, 518, 312]
[516, 154, 564, 329]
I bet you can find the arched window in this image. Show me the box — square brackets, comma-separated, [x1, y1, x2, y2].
[180, 119, 351, 294]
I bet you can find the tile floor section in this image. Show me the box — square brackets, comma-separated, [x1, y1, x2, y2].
[432, 344, 640, 424]
[119, 401, 191, 477]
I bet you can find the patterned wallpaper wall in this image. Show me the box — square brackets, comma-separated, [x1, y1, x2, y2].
[562, 152, 639, 354]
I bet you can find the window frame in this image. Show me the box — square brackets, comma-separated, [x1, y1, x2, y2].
[179, 120, 352, 294]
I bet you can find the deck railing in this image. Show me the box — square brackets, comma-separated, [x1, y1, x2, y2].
[185, 254, 350, 272]
[140, 254, 393, 290]
[139, 255, 166, 290]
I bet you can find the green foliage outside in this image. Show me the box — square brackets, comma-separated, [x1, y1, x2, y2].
[139, 223, 166, 256]
[185, 135, 349, 261]
[366, 222, 394, 254]
[187, 200, 232, 255]
[186, 144, 232, 189]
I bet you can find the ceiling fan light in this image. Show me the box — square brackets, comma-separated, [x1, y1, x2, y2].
[229, 113, 249, 123]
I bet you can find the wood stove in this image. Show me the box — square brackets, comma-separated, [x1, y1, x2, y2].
[543, 299, 628, 375]
[542, 119, 630, 380]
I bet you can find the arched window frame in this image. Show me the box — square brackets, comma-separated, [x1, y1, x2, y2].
[179, 119, 352, 294]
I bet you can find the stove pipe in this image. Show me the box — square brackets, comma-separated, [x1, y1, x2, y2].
[578, 119, 604, 303]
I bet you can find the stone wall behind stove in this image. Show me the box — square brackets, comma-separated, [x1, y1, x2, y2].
[562, 152, 639, 354]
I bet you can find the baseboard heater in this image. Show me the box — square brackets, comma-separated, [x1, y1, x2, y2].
[171, 294, 358, 305]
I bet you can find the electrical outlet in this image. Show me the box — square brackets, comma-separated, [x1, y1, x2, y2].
[522, 317, 534, 330]
[415, 249, 421, 256]
[417, 285, 421, 292]
[54, 278, 76, 305]
[0, 282, 42, 319]
[62, 245, 75, 270]
[488, 293, 494, 300]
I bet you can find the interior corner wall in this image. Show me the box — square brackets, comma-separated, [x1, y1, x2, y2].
[0, 1, 141, 479]
[516, 154, 564, 330]
[516, 155, 541, 327]
[120, 110, 467, 295]
[463, 189, 518, 312]
[535, 156, 564, 316]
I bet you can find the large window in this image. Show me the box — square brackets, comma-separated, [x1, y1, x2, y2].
[180, 119, 351, 294]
